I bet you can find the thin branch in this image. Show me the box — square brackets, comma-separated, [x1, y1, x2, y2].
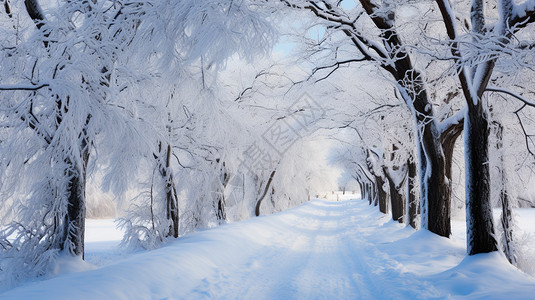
[486, 87, 535, 107]
[514, 104, 535, 157]
[0, 83, 50, 91]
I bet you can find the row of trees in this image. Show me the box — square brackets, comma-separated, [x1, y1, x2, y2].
[1, 0, 535, 287]
[0, 0, 302, 285]
[0, 0, 343, 286]
[282, 0, 535, 263]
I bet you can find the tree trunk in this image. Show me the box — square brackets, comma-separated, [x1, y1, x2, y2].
[410, 91, 451, 237]
[407, 156, 419, 229]
[62, 163, 86, 258]
[255, 170, 276, 216]
[371, 182, 378, 207]
[384, 168, 405, 223]
[442, 121, 463, 187]
[358, 181, 365, 201]
[61, 132, 90, 258]
[465, 104, 497, 255]
[165, 144, 179, 238]
[374, 175, 388, 214]
[494, 123, 515, 264]
[365, 183, 371, 204]
[500, 177, 515, 264]
[217, 198, 226, 222]
[216, 161, 229, 223]
[156, 142, 179, 238]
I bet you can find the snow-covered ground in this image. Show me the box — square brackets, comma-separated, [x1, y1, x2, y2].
[2, 197, 535, 299]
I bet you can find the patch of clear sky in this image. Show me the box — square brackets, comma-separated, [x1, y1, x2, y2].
[273, 0, 356, 55]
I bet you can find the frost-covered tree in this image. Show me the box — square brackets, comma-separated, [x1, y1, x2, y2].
[271, 0, 463, 237]
[273, 0, 535, 256]
[0, 0, 146, 282]
[0, 0, 275, 282]
[435, 0, 535, 255]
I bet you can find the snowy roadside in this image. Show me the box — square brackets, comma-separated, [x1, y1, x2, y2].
[1, 198, 535, 299]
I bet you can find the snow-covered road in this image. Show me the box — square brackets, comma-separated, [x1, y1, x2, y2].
[2, 198, 535, 299]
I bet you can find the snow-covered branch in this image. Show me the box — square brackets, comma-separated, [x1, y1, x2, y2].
[0, 83, 49, 91]
[438, 107, 466, 136]
[486, 87, 535, 107]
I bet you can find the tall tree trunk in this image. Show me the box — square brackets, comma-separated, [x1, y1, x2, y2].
[357, 181, 364, 200]
[465, 104, 497, 255]
[384, 167, 405, 223]
[494, 122, 514, 263]
[217, 198, 226, 222]
[365, 183, 371, 204]
[413, 94, 451, 237]
[371, 182, 378, 207]
[407, 156, 419, 229]
[62, 162, 86, 257]
[156, 142, 179, 238]
[374, 175, 388, 214]
[442, 120, 464, 196]
[215, 161, 228, 223]
[61, 130, 90, 258]
[500, 173, 515, 264]
[165, 144, 179, 238]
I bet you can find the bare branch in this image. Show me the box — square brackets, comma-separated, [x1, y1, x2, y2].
[486, 87, 535, 107]
[0, 83, 50, 91]
[514, 104, 535, 156]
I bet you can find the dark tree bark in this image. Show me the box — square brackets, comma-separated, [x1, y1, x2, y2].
[365, 183, 370, 204]
[62, 158, 87, 257]
[364, 183, 372, 205]
[165, 144, 179, 238]
[384, 167, 405, 223]
[365, 151, 388, 214]
[4, 0, 13, 18]
[215, 161, 229, 223]
[371, 183, 377, 205]
[373, 174, 388, 214]
[217, 198, 226, 221]
[357, 181, 364, 200]
[357, 164, 376, 206]
[24, 0, 45, 28]
[412, 92, 451, 237]
[369, 182, 377, 207]
[156, 142, 179, 238]
[255, 170, 276, 216]
[58, 116, 91, 258]
[465, 102, 497, 254]
[407, 156, 419, 229]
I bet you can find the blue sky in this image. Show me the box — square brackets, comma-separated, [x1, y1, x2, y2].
[273, 0, 356, 55]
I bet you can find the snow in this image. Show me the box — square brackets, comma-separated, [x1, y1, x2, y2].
[84, 219, 125, 267]
[2, 198, 535, 299]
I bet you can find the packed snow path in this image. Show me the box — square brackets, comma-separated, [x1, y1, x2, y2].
[3, 198, 535, 299]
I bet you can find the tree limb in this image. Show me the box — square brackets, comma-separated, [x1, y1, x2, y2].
[486, 87, 535, 107]
[0, 83, 50, 91]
